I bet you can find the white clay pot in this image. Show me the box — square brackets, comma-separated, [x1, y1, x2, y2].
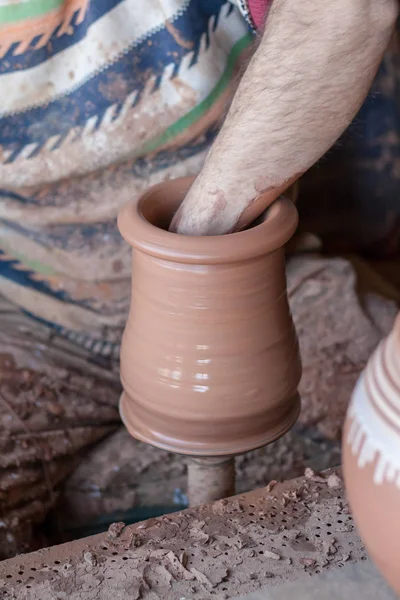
[343, 314, 400, 594]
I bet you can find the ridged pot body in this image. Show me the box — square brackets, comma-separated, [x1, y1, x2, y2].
[118, 177, 301, 456]
[343, 314, 400, 594]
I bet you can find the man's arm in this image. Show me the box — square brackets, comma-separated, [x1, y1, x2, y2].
[173, 0, 398, 235]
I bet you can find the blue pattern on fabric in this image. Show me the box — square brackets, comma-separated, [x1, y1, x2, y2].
[0, 123, 219, 209]
[0, 0, 228, 161]
[0, 249, 94, 308]
[21, 309, 120, 360]
[0, 0, 251, 354]
[0, 0, 124, 76]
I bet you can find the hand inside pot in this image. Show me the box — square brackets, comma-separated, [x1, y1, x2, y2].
[169, 175, 299, 236]
[169, 0, 396, 236]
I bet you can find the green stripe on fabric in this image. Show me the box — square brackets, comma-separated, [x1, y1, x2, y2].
[0, 239, 56, 275]
[0, 0, 64, 24]
[139, 33, 252, 155]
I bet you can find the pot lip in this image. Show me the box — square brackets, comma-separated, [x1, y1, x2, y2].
[118, 177, 298, 264]
[394, 314, 400, 344]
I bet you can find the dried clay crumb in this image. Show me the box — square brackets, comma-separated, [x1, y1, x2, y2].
[327, 473, 342, 488]
[137, 518, 159, 531]
[125, 532, 141, 549]
[263, 550, 281, 560]
[265, 480, 277, 493]
[304, 468, 327, 483]
[108, 521, 126, 539]
[83, 551, 97, 567]
[300, 558, 316, 567]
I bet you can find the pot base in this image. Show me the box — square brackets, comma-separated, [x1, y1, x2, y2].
[119, 392, 301, 457]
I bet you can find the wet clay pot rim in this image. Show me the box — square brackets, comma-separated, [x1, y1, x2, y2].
[118, 176, 298, 264]
[393, 313, 400, 345]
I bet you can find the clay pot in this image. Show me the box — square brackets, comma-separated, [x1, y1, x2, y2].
[343, 314, 400, 594]
[118, 177, 301, 457]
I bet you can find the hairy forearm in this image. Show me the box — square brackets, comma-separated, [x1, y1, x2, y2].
[174, 0, 398, 235]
